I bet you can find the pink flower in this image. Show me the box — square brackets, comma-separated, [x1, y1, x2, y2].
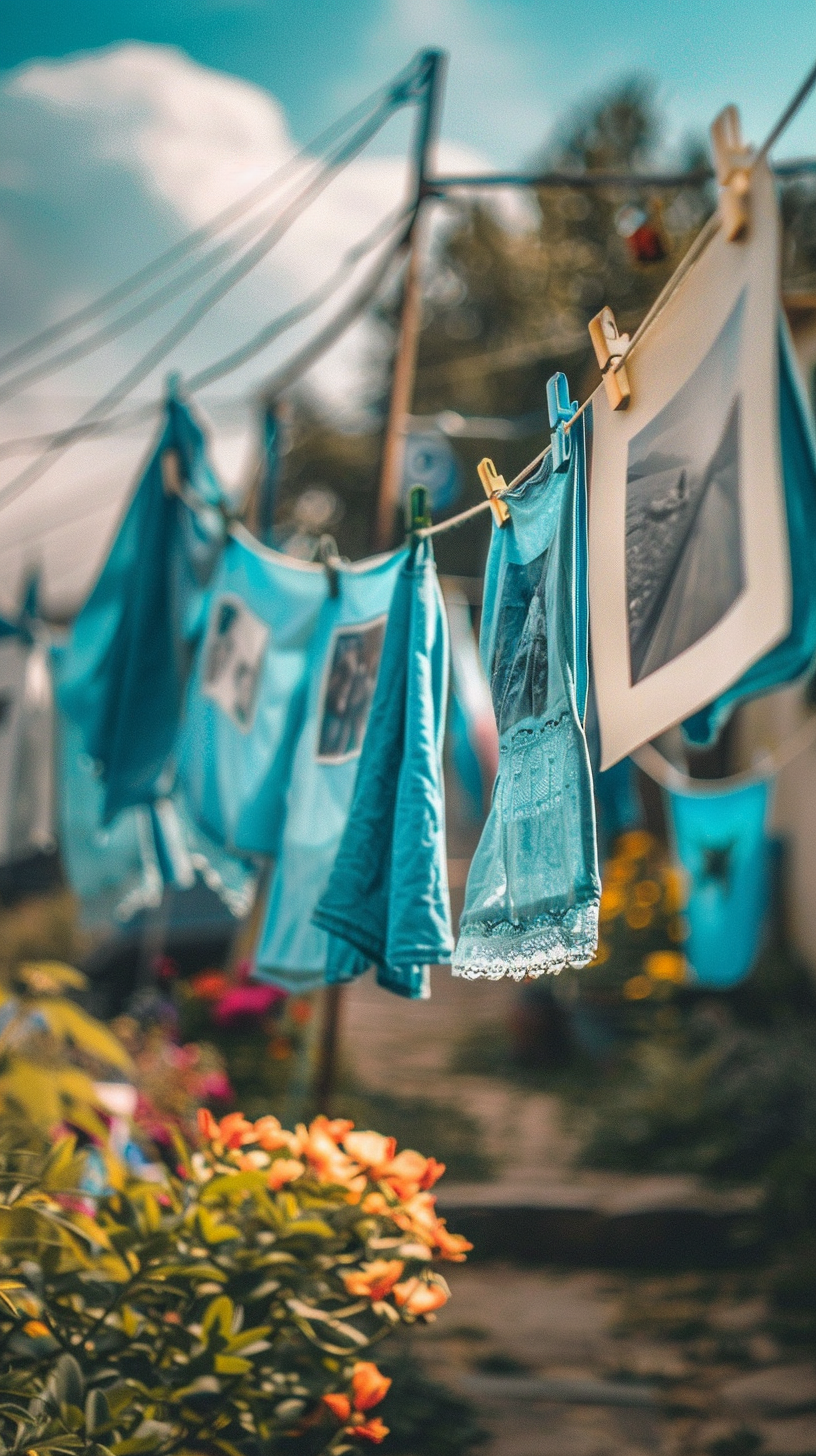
[212, 984, 286, 1028]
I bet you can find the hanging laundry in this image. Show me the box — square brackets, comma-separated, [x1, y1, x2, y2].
[313, 537, 453, 998]
[665, 776, 771, 988]
[58, 386, 228, 824]
[446, 585, 498, 819]
[683, 323, 816, 746]
[452, 419, 600, 979]
[402, 431, 462, 512]
[0, 582, 56, 868]
[175, 526, 328, 855]
[255, 547, 409, 991]
[53, 647, 163, 928]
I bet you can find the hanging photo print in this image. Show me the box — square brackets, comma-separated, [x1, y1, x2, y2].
[588, 157, 788, 769]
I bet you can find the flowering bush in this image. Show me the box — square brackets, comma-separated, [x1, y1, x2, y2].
[0, 1110, 471, 1456]
[583, 830, 688, 1005]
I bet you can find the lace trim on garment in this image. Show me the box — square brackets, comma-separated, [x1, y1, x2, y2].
[451, 899, 599, 980]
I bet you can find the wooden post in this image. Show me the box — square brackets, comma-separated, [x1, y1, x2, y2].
[313, 50, 447, 1115]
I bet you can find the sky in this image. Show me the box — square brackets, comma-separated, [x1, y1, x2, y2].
[0, 0, 814, 611]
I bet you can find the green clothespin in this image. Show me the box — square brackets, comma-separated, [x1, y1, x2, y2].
[406, 483, 431, 556]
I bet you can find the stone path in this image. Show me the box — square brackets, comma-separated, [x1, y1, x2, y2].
[341, 968, 816, 1456]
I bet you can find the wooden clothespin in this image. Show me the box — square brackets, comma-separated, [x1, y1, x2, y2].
[477, 458, 510, 526]
[588, 306, 631, 412]
[547, 372, 577, 473]
[710, 105, 753, 242]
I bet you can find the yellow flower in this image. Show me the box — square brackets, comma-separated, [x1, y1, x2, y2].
[644, 951, 686, 984]
[616, 830, 654, 859]
[625, 905, 653, 930]
[663, 867, 687, 913]
[623, 975, 653, 1000]
[23, 1320, 51, 1339]
[633, 879, 661, 907]
[599, 886, 624, 921]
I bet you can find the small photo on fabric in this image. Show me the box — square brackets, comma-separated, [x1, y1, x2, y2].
[201, 593, 269, 732]
[316, 615, 387, 764]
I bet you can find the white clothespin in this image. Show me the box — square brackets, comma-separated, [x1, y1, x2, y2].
[160, 447, 184, 497]
[710, 105, 753, 242]
[588, 306, 631, 411]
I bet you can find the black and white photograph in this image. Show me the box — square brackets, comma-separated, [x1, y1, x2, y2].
[316, 616, 386, 763]
[626, 293, 746, 684]
[201, 594, 269, 732]
[588, 155, 788, 769]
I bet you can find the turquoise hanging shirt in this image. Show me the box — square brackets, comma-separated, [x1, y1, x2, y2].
[58, 391, 227, 822]
[313, 538, 453, 999]
[255, 548, 409, 990]
[666, 776, 771, 988]
[176, 527, 329, 856]
[453, 421, 600, 978]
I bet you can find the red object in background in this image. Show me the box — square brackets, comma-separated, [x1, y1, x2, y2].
[626, 221, 667, 264]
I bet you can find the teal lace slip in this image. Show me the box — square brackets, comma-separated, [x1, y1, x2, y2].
[452, 416, 600, 979]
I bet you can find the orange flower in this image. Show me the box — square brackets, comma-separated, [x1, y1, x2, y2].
[266, 1158, 305, 1190]
[343, 1131, 396, 1173]
[342, 1260, 405, 1300]
[351, 1363, 392, 1411]
[433, 1222, 473, 1262]
[197, 1108, 220, 1142]
[235, 1149, 270, 1171]
[253, 1116, 299, 1154]
[352, 1418, 389, 1443]
[382, 1149, 445, 1197]
[393, 1277, 449, 1316]
[323, 1393, 352, 1423]
[296, 1119, 360, 1184]
[361, 1191, 390, 1215]
[218, 1112, 256, 1149]
[23, 1320, 51, 1338]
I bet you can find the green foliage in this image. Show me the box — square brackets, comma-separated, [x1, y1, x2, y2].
[0, 961, 134, 1140]
[0, 1113, 471, 1456]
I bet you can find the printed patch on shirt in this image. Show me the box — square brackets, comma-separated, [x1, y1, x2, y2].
[316, 615, 387, 764]
[201, 594, 269, 733]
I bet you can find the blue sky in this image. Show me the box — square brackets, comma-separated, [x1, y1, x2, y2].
[5, 0, 816, 163]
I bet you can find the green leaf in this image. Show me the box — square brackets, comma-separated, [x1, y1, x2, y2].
[213, 1354, 252, 1375]
[202, 1296, 233, 1342]
[85, 1388, 111, 1435]
[51, 1353, 84, 1408]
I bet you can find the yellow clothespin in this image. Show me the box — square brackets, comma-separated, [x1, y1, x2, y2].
[477, 458, 510, 526]
[588, 306, 631, 412]
[710, 105, 753, 242]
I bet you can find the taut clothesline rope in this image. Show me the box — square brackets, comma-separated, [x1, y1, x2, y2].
[418, 55, 816, 543]
[632, 711, 816, 794]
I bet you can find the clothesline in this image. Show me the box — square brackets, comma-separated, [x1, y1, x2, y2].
[417, 55, 816, 545]
[633, 712, 816, 794]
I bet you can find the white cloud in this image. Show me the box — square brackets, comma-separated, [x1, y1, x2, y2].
[0, 42, 507, 614]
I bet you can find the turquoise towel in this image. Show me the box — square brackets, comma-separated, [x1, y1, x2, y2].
[453, 419, 600, 978]
[313, 538, 453, 999]
[58, 389, 227, 822]
[666, 776, 771, 988]
[683, 324, 816, 747]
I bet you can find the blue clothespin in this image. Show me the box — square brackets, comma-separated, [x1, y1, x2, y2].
[547, 372, 577, 473]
